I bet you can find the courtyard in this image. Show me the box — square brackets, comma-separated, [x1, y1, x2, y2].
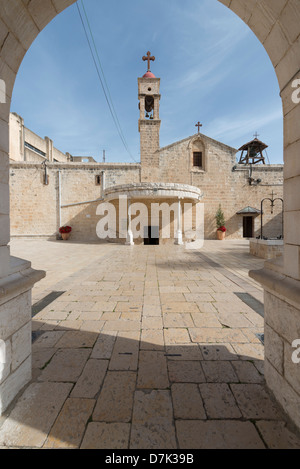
[0, 239, 299, 449]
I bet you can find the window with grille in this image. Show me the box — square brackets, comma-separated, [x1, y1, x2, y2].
[193, 152, 203, 168]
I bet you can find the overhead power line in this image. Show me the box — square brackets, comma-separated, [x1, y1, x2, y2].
[76, 0, 137, 163]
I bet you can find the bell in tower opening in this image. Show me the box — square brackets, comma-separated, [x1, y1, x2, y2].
[238, 135, 267, 165]
[145, 95, 154, 119]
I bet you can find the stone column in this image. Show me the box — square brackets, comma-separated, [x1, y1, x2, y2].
[249, 24, 300, 429]
[125, 198, 134, 246]
[153, 96, 160, 120]
[139, 96, 145, 120]
[175, 198, 183, 245]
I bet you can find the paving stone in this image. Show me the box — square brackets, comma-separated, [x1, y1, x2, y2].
[165, 344, 203, 360]
[38, 348, 91, 382]
[142, 316, 163, 330]
[232, 343, 265, 360]
[199, 383, 242, 419]
[201, 361, 239, 383]
[0, 382, 72, 448]
[32, 348, 56, 370]
[32, 331, 65, 348]
[100, 312, 121, 321]
[191, 313, 222, 328]
[162, 302, 200, 314]
[121, 312, 142, 321]
[6, 240, 299, 449]
[255, 421, 300, 449]
[137, 351, 169, 389]
[172, 383, 206, 419]
[109, 331, 140, 371]
[115, 302, 143, 312]
[160, 293, 186, 303]
[131, 390, 177, 449]
[102, 319, 141, 332]
[195, 302, 218, 313]
[81, 422, 130, 449]
[80, 320, 105, 333]
[176, 420, 265, 449]
[55, 330, 98, 349]
[216, 311, 253, 328]
[230, 383, 284, 420]
[184, 293, 214, 302]
[57, 320, 84, 330]
[199, 343, 238, 361]
[93, 371, 136, 422]
[164, 328, 191, 345]
[189, 328, 248, 344]
[44, 398, 95, 448]
[163, 313, 194, 328]
[140, 329, 164, 350]
[168, 360, 205, 383]
[91, 331, 117, 359]
[214, 300, 256, 314]
[38, 310, 70, 321]
[231, 360, 265, 383]
[142, 304, 162, 317]
[71, 359, 108, 399]
[78, 311, 103, 321]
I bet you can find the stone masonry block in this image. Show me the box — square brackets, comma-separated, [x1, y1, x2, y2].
[11, 321, 31, 371]
[264, 291, 300, 348]
[264, 323, 284, 375]
[0, 291, 31, 340]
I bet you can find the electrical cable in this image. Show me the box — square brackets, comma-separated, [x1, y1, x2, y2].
[76, 1, 138, 163]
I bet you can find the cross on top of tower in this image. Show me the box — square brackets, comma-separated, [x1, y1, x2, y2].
[143, 51, 155, 72]
[254, 132, 260, 139]
[195, 122, 202, 133]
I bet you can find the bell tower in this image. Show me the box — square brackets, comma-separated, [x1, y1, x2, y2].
[138, 51, 161, 182]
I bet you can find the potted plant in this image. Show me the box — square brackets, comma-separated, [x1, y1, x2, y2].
[215, 205, 226, 240]
[59, 226, 72, 240]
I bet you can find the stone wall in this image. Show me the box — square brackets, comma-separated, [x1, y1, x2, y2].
[250, 239, 284, 259]
[9, 162, 141, 240]
[156, 134, 284, 240]
[9, 146, 283, 241]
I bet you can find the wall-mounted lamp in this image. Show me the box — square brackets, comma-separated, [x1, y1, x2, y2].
[249, 177, 262, 186]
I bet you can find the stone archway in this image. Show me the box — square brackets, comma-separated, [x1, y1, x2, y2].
[0, 0, 299, 428]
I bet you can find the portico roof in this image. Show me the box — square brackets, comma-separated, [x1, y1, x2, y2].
[103, 182, 203, 201]
[236, 206, 261, 215]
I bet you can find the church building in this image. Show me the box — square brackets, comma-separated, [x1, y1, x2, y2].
[9, 53, 284, 247]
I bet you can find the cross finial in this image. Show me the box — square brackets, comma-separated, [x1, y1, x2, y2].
[195, 122, 202, 133]
[143, 51, 155, 72]
[254, 132, 260, 139]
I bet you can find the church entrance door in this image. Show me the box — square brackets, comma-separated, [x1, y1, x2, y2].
[243, 217, 253, 238]
[144, 226, 160, 245]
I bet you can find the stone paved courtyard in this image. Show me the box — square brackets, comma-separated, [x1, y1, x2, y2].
[0, 239, 299, 449]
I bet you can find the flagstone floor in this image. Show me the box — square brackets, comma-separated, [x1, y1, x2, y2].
[1, 239, 300, 449]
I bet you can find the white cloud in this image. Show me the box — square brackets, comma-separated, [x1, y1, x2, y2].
[207, 108, 283, 143]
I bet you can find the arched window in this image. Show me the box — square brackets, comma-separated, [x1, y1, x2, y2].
[190, 138, 206, 172]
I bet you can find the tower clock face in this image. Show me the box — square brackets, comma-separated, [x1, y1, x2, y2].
[145, 95, 154, 113]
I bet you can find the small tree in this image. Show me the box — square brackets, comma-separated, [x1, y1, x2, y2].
[215, 204, 226, 230]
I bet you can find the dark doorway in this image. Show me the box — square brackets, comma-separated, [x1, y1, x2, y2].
[243, 217, 254, 238]
[144, 226, 160, 245]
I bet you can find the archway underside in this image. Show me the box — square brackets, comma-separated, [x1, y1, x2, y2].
[0, 0, 299, 432]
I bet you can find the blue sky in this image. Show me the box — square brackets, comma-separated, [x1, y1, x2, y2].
[11, 0, 284, 164]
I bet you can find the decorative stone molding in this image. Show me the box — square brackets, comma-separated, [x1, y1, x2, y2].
[103, 182, 203, 201]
